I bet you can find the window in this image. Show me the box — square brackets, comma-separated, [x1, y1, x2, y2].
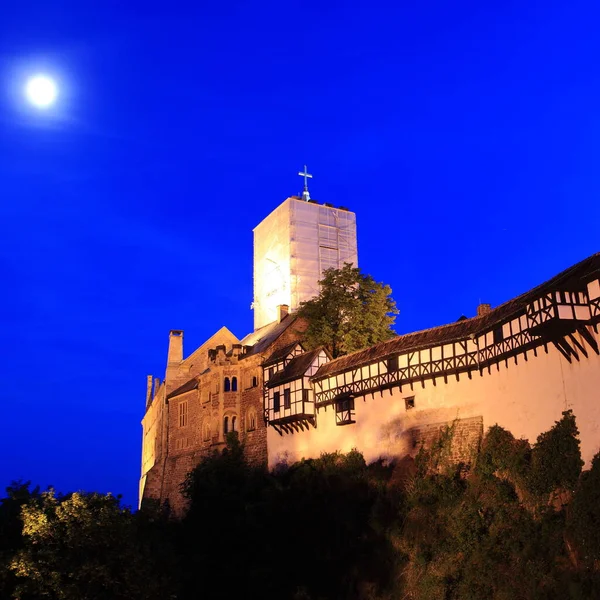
[335, 396, 355, 426]
[404, 396, 415, 410]
[268, 367, 274, 379]
[252, 376, 258, 387]
[302, 388, 309, 404]
[387, 355, 398, 372]
[223, 416, 229, 434]
[224, 377, 231, 392]
[283, 388, 291, 410]
[493, 327, 504, 344]
[231, 416, 237, 432]
[273, 391, 280, 412]
[203, 421, 211, 441]
[178, 401, 188, 427]
[231, 377, 238, 392]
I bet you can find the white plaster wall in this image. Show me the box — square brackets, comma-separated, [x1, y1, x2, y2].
[253, 200, 292, 330]
[267, 333, 600, 469]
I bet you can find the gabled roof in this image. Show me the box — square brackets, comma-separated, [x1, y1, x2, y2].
[314, 252, 600, 380]
[267, 348, 324, 388]
[167, 378, 198, 400]
[263, 341, 303, 367]
[180, 326, 240, 369]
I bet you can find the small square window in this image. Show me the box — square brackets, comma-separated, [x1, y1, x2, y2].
[404, 396, 415, 410]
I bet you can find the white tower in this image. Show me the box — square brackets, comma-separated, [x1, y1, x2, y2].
[252, 169, 358, 330]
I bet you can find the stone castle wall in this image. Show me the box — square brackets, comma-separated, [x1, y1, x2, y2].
[140, 317, 307, 513]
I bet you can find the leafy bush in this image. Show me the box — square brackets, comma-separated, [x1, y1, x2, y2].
[476, 424, 530, 483]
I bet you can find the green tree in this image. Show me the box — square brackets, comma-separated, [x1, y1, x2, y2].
[0, 481, 41, 600]
[11, 490, 176, 600]
[296, 263, 398, 358]
[568, 451, 600, 565]
[528, 409, 584, 497]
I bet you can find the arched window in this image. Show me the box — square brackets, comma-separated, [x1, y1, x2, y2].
[247, 409, 257, 432]
[231, 377, 238, 392]
[224, 377, 231, 392]
[232, 416, 237, 432]
[223, 416, 229, 434]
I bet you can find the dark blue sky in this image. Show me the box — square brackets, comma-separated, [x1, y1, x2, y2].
[1, 1, 598, 507]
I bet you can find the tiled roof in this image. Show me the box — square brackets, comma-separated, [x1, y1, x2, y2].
[267, 348, 324, 388]
[239, 314, 299, 357]
[166, 378, 198, 400]
[263, 341, 303, 366]
[314, 252, 600, 380]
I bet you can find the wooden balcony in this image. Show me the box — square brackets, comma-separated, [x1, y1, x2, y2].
[526, 290, 591, 335]
[268, 411, 316, 435]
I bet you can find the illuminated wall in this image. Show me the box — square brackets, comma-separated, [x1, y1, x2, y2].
[253, 197, 358, 330]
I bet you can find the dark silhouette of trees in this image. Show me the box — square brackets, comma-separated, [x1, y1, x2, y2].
[3, 412, 600, 599]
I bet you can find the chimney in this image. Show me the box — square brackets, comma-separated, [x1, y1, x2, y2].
[154, 377, 161, 397]
[477, 303, 492, 317]
[167, 330, 184, 365]
[277, 304, 289, 323]
[146, 375, 153, 407]
[216, 344, 227, 362]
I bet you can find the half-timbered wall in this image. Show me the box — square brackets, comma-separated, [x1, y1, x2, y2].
[266, 378, 312, 423]
[264, 349, 329, 426]
[267, 279, 600, 470]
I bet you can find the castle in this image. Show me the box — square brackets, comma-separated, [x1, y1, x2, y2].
[140, 179, 600, 512]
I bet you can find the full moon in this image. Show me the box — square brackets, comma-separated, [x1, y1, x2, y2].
[25, 75, 58, 108]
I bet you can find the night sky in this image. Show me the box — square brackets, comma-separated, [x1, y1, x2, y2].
[1, 1, 599, 508]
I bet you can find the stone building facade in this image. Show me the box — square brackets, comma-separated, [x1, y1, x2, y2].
[140, 307, 306, 513]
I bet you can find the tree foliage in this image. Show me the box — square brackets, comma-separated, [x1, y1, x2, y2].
[528, 409, 584, 497]
[10, 490, 176, 600]
[568, 451, 600, 565]
[296, 263, 398, 358]
[0, 481, 40, 599]
[179, 435, 396, 600]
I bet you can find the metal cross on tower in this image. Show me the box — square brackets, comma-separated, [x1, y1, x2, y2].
[298, 165, 313, 201]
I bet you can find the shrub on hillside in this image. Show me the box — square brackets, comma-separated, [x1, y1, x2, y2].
[528, 410, 583, 497]
[568, 451, 600, 564]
